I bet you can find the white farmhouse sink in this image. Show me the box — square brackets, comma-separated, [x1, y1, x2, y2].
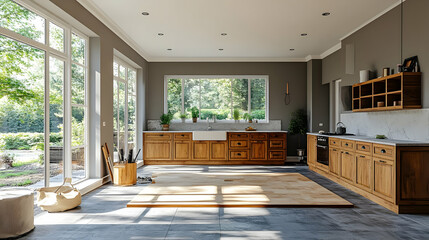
[193, 131, 227, 141]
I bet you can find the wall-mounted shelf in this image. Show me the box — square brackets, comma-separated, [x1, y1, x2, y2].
[352, 72, 421, 112]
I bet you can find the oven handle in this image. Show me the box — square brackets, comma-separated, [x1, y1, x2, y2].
[316, 145, 328, 149]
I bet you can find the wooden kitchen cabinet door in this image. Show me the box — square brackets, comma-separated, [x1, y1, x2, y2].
[373, 158, 394, 202]
[356, 154, 372, 192]
[250, 141, 268, 160]
[307, 135, 317, 166]
[340, 151, 356, 183]
[192, 141, 210, 160]
[174, 141, 192, 160]
[329, 148, 340, 176]
[144, 141, 172, 160]
[210, 141, 227, 160]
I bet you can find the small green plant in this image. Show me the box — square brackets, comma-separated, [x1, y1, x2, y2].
[243, 113, 252, 121]
[0, 153, 14, 168]
[180, 113, 187, 119]
[160, 113, 173, 125]
[233, 109, 240, 120]
[190, 107, 199, 118]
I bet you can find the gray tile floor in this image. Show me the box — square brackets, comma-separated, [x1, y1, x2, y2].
[24, 165, 429, 240]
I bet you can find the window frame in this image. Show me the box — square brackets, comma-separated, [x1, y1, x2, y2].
[164, 75, 270, 123]
[0, 0, 89, 186]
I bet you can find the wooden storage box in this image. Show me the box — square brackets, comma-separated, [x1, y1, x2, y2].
[113, 163, 137, 186]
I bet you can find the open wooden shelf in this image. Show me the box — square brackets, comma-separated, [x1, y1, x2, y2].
[352, 72, 421, 112]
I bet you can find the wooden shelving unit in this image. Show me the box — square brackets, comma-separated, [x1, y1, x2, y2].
[352, 72, 422, 112]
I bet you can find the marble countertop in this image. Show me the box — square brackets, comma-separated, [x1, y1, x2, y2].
[307, 133, 429, 146]
[143, 130, 288, 133]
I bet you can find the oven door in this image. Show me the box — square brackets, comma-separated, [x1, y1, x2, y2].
[316, 144, 329, 166]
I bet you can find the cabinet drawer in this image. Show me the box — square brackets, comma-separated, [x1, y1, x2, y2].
[373, 144, 394, 159]
[269, 150, 286, 160]
[144, 133, 172, 141]
[341, 140, 355, 151]
[174, 133, 192, 140]
[329, 138, 341, 147]
[269, 139, 286, 149]
[229, 150, 249, 160]
[249, 133, 268, 140]
[356, 141, 372, 155]
[269, 132, 286, 139]
[229, 133, 249, 140]
[229, 140, 249, 148]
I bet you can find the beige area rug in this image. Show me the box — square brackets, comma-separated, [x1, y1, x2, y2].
[127, 172, 353, 208]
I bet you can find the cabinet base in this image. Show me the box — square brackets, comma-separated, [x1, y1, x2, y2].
[144, 160, 284, 165]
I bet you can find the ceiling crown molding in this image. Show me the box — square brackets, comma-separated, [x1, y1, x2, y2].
[77, 0, 153, 61]
[149, 57, 307, 62]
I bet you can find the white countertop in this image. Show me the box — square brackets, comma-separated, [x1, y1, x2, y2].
[307, 132, 429, 146]
[143, 130, 288, 133]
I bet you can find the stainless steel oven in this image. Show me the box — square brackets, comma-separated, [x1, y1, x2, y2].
[317, 136, 329, 166]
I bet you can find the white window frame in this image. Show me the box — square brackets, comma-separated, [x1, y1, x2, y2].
[0, 0, 89, 186]
[164, 75, 270, 123]
[113, 57, 137, 159]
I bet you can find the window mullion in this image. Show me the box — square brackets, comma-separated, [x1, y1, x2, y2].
[230, 80, 233, 120]
[248, 79, 251, 115]
[181, 79, 185, 114]
[63, 27, 72, 179]
[198, 79, 201, 120]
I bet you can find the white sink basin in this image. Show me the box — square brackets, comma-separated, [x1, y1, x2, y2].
[192, 131, 227, 141]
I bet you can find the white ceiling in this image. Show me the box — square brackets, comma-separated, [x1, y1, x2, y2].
[80, 0, 400, 62]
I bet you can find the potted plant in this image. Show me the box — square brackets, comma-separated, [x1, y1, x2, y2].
[233, 109, 240, 123]
[160, 112, 173, 131]
[179, 113, 187, 123]
[288, 109, 308, 159]
[190, 107, 199, 123]
[243, 113, 253, 123]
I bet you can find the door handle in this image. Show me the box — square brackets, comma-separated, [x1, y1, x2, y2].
[159, 134, 164, 137]
[237, 153, 242, 156]
[379, 159, 386, 163]
[360, 155, 366, 158]
[237, 142, 242, 145]
[272, 154, 281, 157]
[345, 152, 349, 155]
[272, 143, 281, 145]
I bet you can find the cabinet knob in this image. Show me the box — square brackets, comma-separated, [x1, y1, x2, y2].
[160, 134, 164, 136]
[237, 153, 242, 156]
[379, 159, 386, 163]
[237, 142, 241, 145]
[181, 134, 185, 137]
[361, 146, 366, 149]
[345, 143, 349, 146]
[345, 152, 349, 155]
[333, 141, 336, 144]
[381, 149, 386, 153]
[360, 155, 365, 158]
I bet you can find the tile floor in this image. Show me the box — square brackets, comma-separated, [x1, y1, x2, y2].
[24, 165, 429, 240]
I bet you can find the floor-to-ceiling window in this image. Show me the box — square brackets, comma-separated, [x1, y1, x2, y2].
[0, 0, 88, 188]
[113, 59, 136, 162]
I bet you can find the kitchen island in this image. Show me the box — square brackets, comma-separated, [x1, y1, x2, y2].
[307, 133, 429, 213]
[143, 131, 287, 165]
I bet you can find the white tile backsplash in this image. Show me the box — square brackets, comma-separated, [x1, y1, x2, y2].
[340, 109, 429, 142]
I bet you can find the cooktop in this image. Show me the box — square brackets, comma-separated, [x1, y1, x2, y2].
[320, 132, 355, 136]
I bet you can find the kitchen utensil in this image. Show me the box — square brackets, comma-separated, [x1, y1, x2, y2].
[336, 122, 347, 135]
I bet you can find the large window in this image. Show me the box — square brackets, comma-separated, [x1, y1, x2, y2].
[165, 76, 269, 122]
[113, 59, 137, 162]
[0, 0, 88, 188]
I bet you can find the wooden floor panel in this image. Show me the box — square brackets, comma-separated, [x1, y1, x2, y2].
[127, 172, 353, 208]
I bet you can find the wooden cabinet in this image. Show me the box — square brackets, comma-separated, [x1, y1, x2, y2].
[144, 132, 285, 165]
[210, 141, 228, 160]
[356, 154, 372, 192]
[340, 150, 356, 183]
[174, 141, 192, 160]
[250, 140, 268, 160]
[144, 141, 172, 160]
[373, 144, 395, 159]
[329, 148, 340, 176]
[192, 141, 210, 160]
[373, 158, 394, 202]
[307, 135, 317, 167]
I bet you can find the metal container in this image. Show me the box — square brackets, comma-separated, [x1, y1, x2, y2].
[336, 122, 346, 135]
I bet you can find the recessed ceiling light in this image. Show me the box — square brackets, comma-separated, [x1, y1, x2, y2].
[290, 48, 295, 51]
[167, 48, 172, 51]
[218, 48, 224, 51]
[142, 12, 149, 16]
[221, 33, 227, 36]
[322, 12, 331, 16]
[301, 33, 308, 36]
[158, 33, 164, 36]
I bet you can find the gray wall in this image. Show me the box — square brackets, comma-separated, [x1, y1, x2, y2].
[323, 0, 429, 108]
[307, 60, 330, 132]
[50, 0, 149, 177]
[147, 62, 307, 155]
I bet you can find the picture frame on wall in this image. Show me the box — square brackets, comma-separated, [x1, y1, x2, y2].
[401, 56, 419, 72]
